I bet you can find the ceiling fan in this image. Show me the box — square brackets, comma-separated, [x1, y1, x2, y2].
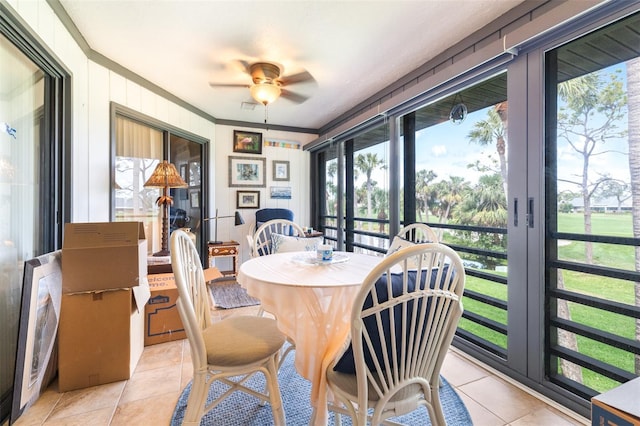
[209, 61, 315, 105]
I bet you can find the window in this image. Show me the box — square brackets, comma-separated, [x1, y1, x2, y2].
[0, 18, 68, 423]
[112, 106, 207, 258]
[545, 12, 640, 397]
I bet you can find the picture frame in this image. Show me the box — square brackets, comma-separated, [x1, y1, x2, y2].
[189, 190, 200, 208]
[233, 130, 263, 154]
[189, 161, 201, 187]
[270, 186, 292, 199]
[228, 156, 266, 187]
[272, 160, 290, 181]
[11, 251, 62, 424]
[236, 190, 261, 209]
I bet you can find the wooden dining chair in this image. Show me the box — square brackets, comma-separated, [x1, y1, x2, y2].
[170, 230, 286, 426]
[326, 243, 465, 425]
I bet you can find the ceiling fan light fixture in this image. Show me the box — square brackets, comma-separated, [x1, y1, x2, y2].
[250, 82, 281, 105]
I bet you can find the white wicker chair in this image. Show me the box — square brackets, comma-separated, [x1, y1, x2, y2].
[397, 223, 439, 243]
[170, 230, 286, 425]
[326, 243, 465, 425]
[251, 218, 306, 257]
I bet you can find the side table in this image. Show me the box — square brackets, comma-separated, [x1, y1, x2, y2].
[207, 241, 239, 278]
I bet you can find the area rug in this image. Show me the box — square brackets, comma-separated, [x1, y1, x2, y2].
[209, 281, 260, 309]
[171, 350, 472, 425]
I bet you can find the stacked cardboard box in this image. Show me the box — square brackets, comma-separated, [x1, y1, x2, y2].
[144, 267, 221, 346]
[58, 222, 150, 392]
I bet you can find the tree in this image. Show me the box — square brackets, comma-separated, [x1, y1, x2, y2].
[557, 71, 627, 263]
[468, 103, 508, 196]
[415, 169, 437, 222]
[433, 176, 468, 225]
[595, 179, 631, 213]
[626, 57, 640, 375]
[355, 153, 386, 231]
[325, 160, 338, 216]
[451, 173, 507, 268]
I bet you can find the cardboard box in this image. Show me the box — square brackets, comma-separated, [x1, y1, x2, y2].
[591, 377, 640, 426]
[62, 222, 147, 293]
[58, 282, 150, 392]
[145, 268, 222, 346]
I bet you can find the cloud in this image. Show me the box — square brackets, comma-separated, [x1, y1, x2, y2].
[431, 145, 447, 156]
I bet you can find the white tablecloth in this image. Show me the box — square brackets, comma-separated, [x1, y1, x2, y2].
[237, 251, 382, 425]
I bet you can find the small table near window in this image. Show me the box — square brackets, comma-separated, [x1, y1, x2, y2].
[207, 241, 239, 278]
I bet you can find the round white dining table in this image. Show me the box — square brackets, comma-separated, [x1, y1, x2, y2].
[237, 250, 382, 425]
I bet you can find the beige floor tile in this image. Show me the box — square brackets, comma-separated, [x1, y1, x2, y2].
[457, 392, 507, 426]
[441, 351, 489, 387]
[47, 381, 124, 420]
[510, 406, 586, 426]
[43, 407, 114, 426]
[13, 387, 62, 426]
[119, 364, 182, 404]
[458, 376, 545, 423]
[135, 339, 184, 372]
[111, 391, 181, 426]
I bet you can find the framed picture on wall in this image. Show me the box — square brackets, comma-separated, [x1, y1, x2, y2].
[236, 190, 260, 209]
[228, 156, 266, 187]
[272, 160, 290, 181]
[233, 130, 262, 154]
[270, 186, 292, 199]
[189, 190, 200, 208]
[188, 161, 201, 187]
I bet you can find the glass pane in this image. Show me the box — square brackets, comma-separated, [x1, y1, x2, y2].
[114, 115, 163, 254]
[170, 134, 202, 252]
[0, 33, 44, 415]
[353, 122, 390, 255]
[548, 12, 640, 394]
[408, 72, 509, 354]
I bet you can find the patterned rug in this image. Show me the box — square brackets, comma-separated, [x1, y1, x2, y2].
[209, 281, 260, 309]
[171, 349, 473, 425]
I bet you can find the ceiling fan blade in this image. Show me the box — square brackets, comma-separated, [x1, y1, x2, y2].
[279, 70, 315, 86]
[230, 59, 251, 75]
[280, 88, 309, 104]
[209, 82, 250, 88]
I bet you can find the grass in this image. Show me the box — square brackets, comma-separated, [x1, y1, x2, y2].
[454, 212, 639, 393]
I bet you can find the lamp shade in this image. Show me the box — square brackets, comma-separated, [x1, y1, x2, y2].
[234, 211, 245, 226]
[250, 82, 281, 105]
[143, 161, 188, 189]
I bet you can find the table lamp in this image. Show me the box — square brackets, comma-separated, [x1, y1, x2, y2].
[144, 160, 188, 256]
[205, 209, 245, 244]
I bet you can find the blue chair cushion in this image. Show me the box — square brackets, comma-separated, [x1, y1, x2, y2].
[255, 208, 294, 232]
[333, 265, 451, 374]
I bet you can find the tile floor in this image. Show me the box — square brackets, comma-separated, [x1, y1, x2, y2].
[13, 303, 590, 426]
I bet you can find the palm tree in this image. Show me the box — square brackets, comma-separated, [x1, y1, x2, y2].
[355, 153, 386, 231]
[468, 104, 508, 196]
[626, 57, 640, 375]
[415, 169, 437, 222]
[326, 160, 338, 216]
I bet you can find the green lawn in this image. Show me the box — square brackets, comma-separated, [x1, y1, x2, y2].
[454, 212, 638, 393]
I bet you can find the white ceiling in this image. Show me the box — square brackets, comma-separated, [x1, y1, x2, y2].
[58, 0, 524, 132]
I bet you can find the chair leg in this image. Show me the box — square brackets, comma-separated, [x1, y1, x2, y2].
[183, 371, 209, 426]
[430, 387, 446, 426]
[265, 355, 286, 426]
